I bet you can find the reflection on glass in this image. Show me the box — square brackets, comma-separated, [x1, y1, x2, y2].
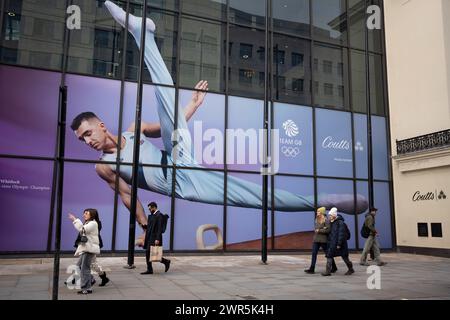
[68, 0, 124, 79]
[229, 0, 266, 28]
[126, 6, 177, 83]
[0, 0, 65, 69]
[179, 17, 225, 92]
[369, 53, 384, 115]
[348, 0, 365, 50]
[273, 0, 309, 37]
[349, 0, 382, 52]
[312, 0, 347, 45]
[181, 0, 226, 20]
[148, 0, 179, 11]
[313, 44, 348, 110]
[273, 34, 311, 105]
[350, 49, 366, 113]
[229, 25, 265, 98]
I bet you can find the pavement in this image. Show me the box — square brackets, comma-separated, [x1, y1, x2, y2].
[0, 253, 449, 300]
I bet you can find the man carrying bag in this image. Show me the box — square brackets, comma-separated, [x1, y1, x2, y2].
[141, 202, 171, 274]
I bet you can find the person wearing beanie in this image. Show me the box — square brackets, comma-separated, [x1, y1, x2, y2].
[360, 207, 387, 267]
[304, 207, 337, 274]
[322, 207, 355, 276]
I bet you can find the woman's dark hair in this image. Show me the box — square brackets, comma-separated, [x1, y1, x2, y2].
[84, 208, 100, 224]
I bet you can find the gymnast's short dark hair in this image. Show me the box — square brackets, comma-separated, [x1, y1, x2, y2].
[71, 112, 100, 131]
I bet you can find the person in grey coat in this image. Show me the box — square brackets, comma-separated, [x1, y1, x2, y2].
[304, 207, 337, 274]
[360, 207, 387, 266]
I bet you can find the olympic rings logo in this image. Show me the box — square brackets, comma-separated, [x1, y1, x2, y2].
[281, 146, 300, 157]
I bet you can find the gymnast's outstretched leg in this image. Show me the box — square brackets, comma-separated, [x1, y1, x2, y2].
[105, 1, 193, 164]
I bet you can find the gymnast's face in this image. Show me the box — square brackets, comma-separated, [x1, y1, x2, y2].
[75, 119, 109, 151]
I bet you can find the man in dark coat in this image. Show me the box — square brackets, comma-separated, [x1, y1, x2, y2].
[141, 202, 171, 274]
[322, 207, 354, 276]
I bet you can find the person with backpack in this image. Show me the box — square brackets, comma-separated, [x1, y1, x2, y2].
[360, 207, 387, 267]
[322, 207, 354, 276]
[304, 207, 337, 274]
[141, 202, 171, 274]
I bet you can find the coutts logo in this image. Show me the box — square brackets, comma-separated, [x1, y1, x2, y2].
[322, 136, 351, 150]
[412, 190, 447, 202]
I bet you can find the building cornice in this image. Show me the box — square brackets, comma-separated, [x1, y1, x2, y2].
[393, 147, 450, 173]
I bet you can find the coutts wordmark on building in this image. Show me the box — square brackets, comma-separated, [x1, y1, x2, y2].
[412, 190, 447, 202]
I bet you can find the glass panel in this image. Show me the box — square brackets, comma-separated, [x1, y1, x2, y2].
[65, 74, 121, 161]
[147, 0, 179, 11]
[181, 0, 226, 21]
[0, 0, 65, 70]
[121, 83, 169, 165]
[356, 181, 392, 249]
[274, 176, 314, 249]
[312, 0, 347, 45]
[366, 0, 383, 53]
[123, 4, 178, 83]
[273, 102, 313, 175]
[369, 53, 384, 115]
[273, 0, 310, 37]
[0, 65, 59, 157]
[350, 49, 366, 113]
[229, 0, 266, 29]
[173, 169, 224, 250]
[67, 0, 124, 79]
[178, 89, 226, 169]
[372, 116, 389, 180]
[353, 113, 368, 179]
[313, 43, 348, 110]
[115, 165, 172, 251]
[60, 162, 115, 251]
[317, 178, 356, 249]
[0, 158, 53, 251]
[227, 96, 264, 172]
[273, 34, 311, 105]
[226, 172, 271, 250]
[348, 0, 365, 50]
[315, 109, 353, 178]
[179, 17, 225, 92]
[229, 25, 265, 98]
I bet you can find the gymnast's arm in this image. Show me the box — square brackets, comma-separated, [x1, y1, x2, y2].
[95, 163, 147, 229]
[126, 80, 208, 137]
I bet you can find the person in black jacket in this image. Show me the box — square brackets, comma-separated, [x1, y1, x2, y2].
[141, 202, 171, 274]
[322, 207, 355, 276]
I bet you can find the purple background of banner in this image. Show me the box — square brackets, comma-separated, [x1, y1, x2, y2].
[0, 158, 53, 251]
[0, 65, 59, 157]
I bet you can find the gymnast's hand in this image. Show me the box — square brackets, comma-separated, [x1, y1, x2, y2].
[191, 80, 208, 108]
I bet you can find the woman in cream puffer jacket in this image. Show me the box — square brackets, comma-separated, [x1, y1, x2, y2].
[68, 209, 100, 294]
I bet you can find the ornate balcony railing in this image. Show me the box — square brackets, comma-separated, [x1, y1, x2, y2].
[396, 129, 450, 155]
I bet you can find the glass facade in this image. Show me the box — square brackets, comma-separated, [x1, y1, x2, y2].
[0, 0, 392, 253]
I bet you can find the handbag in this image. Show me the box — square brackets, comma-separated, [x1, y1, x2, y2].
[149, 245, 163, 262]
[79, 228, 88, 244]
